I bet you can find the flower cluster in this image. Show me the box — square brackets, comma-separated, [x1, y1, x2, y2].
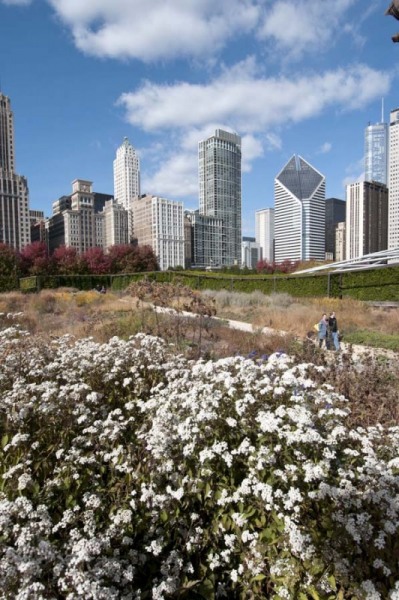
[0, 316, 398, 599]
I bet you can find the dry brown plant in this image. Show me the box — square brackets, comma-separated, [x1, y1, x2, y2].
[204, 290, 398, 338]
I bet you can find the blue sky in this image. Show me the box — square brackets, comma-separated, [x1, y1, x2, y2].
[0, 0, 398, 236]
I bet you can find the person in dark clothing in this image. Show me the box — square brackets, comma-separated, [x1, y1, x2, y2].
[328, 311, 340, 351]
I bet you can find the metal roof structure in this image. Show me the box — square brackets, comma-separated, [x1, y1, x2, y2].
[294, 248, 399, 275]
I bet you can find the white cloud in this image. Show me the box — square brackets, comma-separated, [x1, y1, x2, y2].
[241, 134, 264, 172]
[1, 0, 367, 61]
[258, 0, 358, 59]
[118, 62, 391, 132]
[47, 0, 260, 61]
[265, 133, 282, 151]
[319, 142, 332, 154]
[120, 60, 390, 200]
[342, 157, 365, 189]
[142, 150, 199, 200]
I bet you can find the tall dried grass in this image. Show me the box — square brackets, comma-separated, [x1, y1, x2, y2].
[203, 290, 398, 338]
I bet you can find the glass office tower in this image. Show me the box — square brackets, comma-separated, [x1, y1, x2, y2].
[365, 121, 388, 185]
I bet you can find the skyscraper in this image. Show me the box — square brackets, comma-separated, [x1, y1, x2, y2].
[274, 155, 325, 262]
[0, 92, 30, 249]
[132, 195, 184, 271]
[255, 208, 274, 262]
[346, 181, 388, 259]
[365, 112, 388, 185]
[113, 137, 140, 210]
[388, 108, 399, 249]
[325, 198, 346, 260]
[198, 129, 241, 266]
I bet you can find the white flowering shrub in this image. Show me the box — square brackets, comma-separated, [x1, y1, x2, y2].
[0, 317, 399, 599]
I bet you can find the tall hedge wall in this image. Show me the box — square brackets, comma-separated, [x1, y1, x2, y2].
[15, 264, 399, 301]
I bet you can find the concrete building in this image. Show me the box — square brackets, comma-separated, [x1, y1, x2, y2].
[29, 210, 46, 244]
[325, 198, 346, 260]
[365, 118, 388, 186]
[185, 211, 223, 269]
[0, 92, 30, 249]
[241, 236, 261, 269]
[335, 222, 346, 262]
[184, 214, 193, 269]
[199, 129, 241, 267]
[388, 108, 399, 248]
[113, 137, 140, 240]
[255, 208, 274, 262]
[274, 155, 325, 262]
[104, 199, 128, 249]
[47, 180, 115, 253]
[132, 195, 184, 271]
[346, 181, 388, 259]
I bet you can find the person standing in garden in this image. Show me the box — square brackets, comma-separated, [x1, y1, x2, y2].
[318, 313, 329, 348]
[328, 311, 340, 351]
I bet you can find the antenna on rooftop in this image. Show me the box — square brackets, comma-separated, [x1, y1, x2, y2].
[382, 98, 385, 123]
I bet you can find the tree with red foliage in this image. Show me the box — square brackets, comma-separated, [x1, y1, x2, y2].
[81, 247, 111, 275]
[256, 260, 275, 274]
[52, 246, 82, 275]
[135, 245, 159, 272]
[107, 244, 159, 273]
[19, 242, 52, 276]
[0, 243, 20, 277]
[275, 259, 300, 274]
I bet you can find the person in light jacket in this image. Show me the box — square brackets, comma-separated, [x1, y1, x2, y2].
[318, 313, 329, 348]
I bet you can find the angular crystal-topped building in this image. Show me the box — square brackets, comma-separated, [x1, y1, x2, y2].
[274, 155, 325, 262]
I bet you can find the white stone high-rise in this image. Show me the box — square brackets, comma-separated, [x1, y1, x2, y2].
[388, 108, 399, 248]
[255, 208, 274, 262]
[0, 92, 30, 249]
[198, 129, 241, 267]
[274, 155, 325, 262]
[113, 136, 140, 212]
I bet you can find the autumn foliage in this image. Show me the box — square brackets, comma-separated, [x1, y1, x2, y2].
[0, 242, 159, 277]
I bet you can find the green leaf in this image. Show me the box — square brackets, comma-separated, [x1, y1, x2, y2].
[251, 574, 266, 583]
[196, 578, 215, 599]
[328, 575, 337, 592]
[1, 434, 9, 449]
[308, 587, 320, 600]
[160, 510, 169, 523]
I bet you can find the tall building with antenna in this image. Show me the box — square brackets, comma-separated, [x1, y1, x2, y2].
[364, 100, 388, 185]
[0, 91, 30, 249]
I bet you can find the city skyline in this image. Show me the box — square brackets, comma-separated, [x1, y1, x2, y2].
[0, 0, 398, 236]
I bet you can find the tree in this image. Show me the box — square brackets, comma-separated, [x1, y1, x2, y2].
[276, 259, 300, 274]
[0, 243, 19, 277]
[107, 244, 159, 273]
[19, 242, 52, 276]
[135, 245, 159, 272]
[81, 247, 111, 275]
[52, 246, 82, 275]
[256, 259, 275, 274]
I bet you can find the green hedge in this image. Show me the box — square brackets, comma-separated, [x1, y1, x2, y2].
[0, 276, 19, 293]
[13, 264, 399, 301]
